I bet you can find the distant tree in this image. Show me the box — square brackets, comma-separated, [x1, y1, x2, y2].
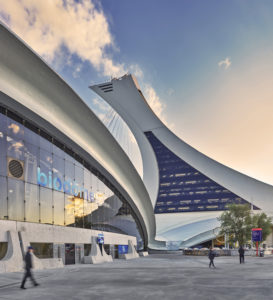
[252, 212, 272, 243]
[218, 204, 253, 246]
[218, 204, 273, 246]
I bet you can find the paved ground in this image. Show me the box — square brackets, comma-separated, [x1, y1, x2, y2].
[0, 254, 273, 300]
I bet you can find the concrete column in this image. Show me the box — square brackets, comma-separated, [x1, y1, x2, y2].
[53, 244, 59, 259]
[109, 245, 115, 259]
[0, 231, 24, 273]
[75, 244, 84, 264]
[53, 244, 65, 264]
[122, 240, 139, 260]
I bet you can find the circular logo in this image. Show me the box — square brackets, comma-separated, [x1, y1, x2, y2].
[8, 160, 24, 178]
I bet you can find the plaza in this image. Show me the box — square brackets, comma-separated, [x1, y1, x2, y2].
[0, 254, 272, 300]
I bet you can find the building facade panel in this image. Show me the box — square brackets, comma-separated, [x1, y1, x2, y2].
[145, 131, 258, 213]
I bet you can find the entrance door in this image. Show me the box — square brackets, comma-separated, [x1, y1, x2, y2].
[65, 244, 75, 265]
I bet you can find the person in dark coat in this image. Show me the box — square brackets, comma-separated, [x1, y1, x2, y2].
[238, 246, 245, 264]
[20, 246, 39, 289]
[208, 246, 216, 268]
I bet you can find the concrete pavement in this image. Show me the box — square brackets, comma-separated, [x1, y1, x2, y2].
[0, 254, 273, 300]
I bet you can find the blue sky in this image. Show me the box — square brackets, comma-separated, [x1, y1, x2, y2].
[1, 0, 273, 184]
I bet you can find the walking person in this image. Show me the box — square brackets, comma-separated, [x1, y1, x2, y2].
[20, 246, 39, 289]
[208, 246, 216, 268]
[238, 245, 245, 264]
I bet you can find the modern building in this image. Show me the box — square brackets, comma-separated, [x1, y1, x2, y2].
[0, 24, 160, 272]
[1, 20, 273, 274]
[91, 74, 273, 248]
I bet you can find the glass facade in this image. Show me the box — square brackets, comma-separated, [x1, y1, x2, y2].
[145, 131, 259, 214]
[0, 106, 143, 248]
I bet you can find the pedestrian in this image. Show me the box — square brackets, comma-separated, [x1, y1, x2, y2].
[20, 246, 39, 289]
[238, 245, 245, 264]
[208, 246, 216, 268]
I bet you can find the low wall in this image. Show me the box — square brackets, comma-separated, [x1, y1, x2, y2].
[0, 220, 137, 272]
[183, 249, 273, 256]
[183, 249, 230, 256]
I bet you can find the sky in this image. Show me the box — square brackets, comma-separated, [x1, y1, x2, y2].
[0, 0, 273, 185]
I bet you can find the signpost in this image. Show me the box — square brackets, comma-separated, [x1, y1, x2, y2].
[97, 233, 104, 255]
[252, 228, 262, 256]
[118, 245, 128, 255]
[97, 233, 104, 244]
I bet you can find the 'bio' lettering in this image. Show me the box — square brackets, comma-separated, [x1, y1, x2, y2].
[37, 167, 96, 202]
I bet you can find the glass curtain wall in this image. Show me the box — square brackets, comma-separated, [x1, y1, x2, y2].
[0, 108, 143, 248]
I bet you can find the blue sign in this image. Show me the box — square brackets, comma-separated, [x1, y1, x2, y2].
[252, 229, 262, 242]
[97, 234, 104, 244]
[118, 245, 128, 254]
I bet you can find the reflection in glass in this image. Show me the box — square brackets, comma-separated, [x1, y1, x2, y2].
[39, 135, 52, 152]
[64, 152, 74, 163]
[24, 142, 39, 184]
[65, 194, 75, 226]
[25, 183, 39, 223]
[30, 243, 53, 258]
[0, 110, 145, 248]
[24, 127, 39, 145]
[39, 149, 52, 185]
[8, 178, 24, 221]
[84, 169, 91, 191]
[83, 199, 92, 229]
[0, 176, 7, 220]
[65, 160, 74, 183]
[0, 113, 7, 135]
[74, 196, 84, 218]
[75, 165, 84, 186]
[53, 154, 64, 182]
[0, 132, 7, 176]
[53, 191, 64, 226]
[40, 187, 53, 224]
[0, 242, 8, 260]
[74, 193, 87, 228]
[7, 119, 24, 139]
[7, 136, 24, 160]
[53, 144, 64, 159]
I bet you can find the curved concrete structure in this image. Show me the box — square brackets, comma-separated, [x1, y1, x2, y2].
[90, 74, 273, 247]
[0, 23, 160, 249]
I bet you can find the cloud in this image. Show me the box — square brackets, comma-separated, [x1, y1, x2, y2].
[143, 84, 170, 125]
[92, 98, 110, 112]
[218, 57, 231, 70]
[0, 0, 125, 77]
[129, 64, 144, 79]
[72, 63, 83, 78]
[91, 97, 111, 124]
[0, 1, 172, 134]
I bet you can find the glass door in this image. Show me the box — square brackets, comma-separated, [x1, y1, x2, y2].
[65, 243, 75, 265]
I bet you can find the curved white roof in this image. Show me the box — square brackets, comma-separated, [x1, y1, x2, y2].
[0, 23, 162, 249]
